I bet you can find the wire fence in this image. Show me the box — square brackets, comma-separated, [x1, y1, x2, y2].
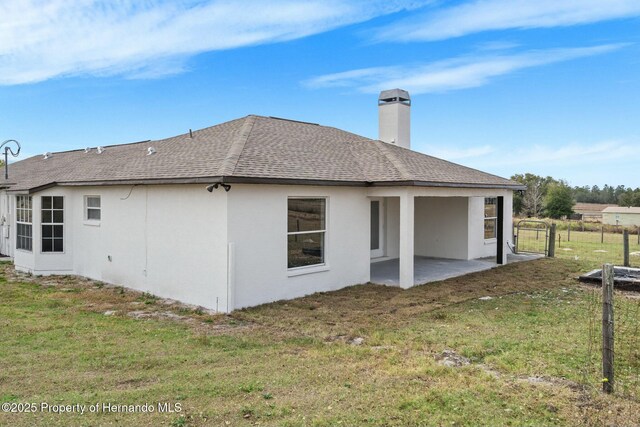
[514, 218, 640, 268]
[515, 219, 640, 398]
[582, 283, 640, 399]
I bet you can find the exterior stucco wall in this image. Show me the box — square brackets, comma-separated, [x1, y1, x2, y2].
[227, 184, 370, 310]
[8, 185, 229, 311]
[414, 197, 469, 259]
[0, 191, 14, 258]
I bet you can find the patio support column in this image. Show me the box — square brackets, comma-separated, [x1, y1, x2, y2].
[399, 192, 414, 289]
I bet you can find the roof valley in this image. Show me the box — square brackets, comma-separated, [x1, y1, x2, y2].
[218, 115, 256, 176]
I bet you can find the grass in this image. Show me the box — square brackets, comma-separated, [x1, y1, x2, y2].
[1, 259, 640, 426]
[515, 225, 640, 268]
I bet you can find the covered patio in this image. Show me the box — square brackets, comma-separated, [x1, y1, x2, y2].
[367, 187, 517, 289]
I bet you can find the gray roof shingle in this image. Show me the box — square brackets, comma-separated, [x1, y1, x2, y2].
[1, 115, 522, 192]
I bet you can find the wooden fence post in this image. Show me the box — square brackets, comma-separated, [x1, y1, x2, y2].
[602, 263, 614, 394]
[601, 225, 605, 244]
[623, 229, 630, 267]
[548, 224, 556, 257]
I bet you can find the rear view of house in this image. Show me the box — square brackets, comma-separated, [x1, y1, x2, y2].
[0, 90, 524, 311]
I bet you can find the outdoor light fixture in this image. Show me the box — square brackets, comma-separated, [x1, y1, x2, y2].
[206, 183, 231, 192]
[1, 139, 21, 180]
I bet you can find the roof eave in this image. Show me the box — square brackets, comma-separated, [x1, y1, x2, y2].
[11, 176, 525, 192]
[370, 180, 527, 191]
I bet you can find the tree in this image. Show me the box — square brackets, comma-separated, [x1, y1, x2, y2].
[511, 173, 556, 217]
[544, 181, 575, 219]
[619, 188, 640, 207]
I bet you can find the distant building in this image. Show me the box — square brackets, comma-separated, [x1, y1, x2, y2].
[602, 207, 640, 227]
[573, 203, 618, 222]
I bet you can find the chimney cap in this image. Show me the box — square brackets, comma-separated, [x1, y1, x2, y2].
[378, 89, 410, 105]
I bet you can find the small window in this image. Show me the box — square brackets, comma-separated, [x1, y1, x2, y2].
[484, 197, 497, 240]
[287, 198, 326, 269]
[16, 196, 33, 252]
[85, 196, 101, 221]
[42, 196, 64, 253]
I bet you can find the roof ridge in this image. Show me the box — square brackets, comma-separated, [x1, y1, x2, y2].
[218, 116, 256, 176]
[374, 140, 412, 181]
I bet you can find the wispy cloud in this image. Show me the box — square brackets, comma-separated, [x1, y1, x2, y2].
[430, 140, 637, 168]
[0, 0, 426, 85]
[305, 44, 625, 94]
[424, 145, 495, 160]
[427, 140, 640, 186]
[489, 141, 638, 167]
[374, 0, 640, 42]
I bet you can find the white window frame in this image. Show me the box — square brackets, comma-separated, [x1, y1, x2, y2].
[16, 195, 33, 252]
[484, 197, 497, 241]
[84, 195, 101, 223]
[41, 196, 64, 253]
[287, 197, 329, 275]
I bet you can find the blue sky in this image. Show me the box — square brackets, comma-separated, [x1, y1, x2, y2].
[1, 0, 639, 187]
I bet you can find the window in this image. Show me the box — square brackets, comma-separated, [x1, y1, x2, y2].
[41, 196, 64, 253]
[16, 196, 32, 251]
[484, 197, 497, 240]
[85, 196, 101, 221]
[287, 198, 326, 269]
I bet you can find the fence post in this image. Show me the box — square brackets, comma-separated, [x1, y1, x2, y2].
[601, 225, 605, 244]
[548, 224, 556, 257]
[623, 229, 630, 267]
[568, 219, 571, 242]
[602, 263, 614, 394]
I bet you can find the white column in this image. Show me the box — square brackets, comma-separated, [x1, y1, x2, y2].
[399, 192, 414, 289]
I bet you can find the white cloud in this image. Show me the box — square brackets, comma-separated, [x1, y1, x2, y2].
[375, 0, 640, 42]
[305, 44, 625, 94]
[487, 141, 638, 168]
[423, 145, 495, 160]
[429, 140, 637, 169]
[419, 140, 640, 186]
[0, 0, 426, 85]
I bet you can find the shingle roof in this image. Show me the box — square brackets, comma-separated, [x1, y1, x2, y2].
[574, 203, 618, 213]
[1, 115, 523, 192]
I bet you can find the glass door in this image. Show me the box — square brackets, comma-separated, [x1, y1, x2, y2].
[370, 198, 385, 258]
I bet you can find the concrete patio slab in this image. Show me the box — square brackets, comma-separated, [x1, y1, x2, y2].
[370, 253, 543, 286]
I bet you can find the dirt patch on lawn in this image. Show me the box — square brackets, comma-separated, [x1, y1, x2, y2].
[236, 258, 582, 338]
[0, 258, 580, 339]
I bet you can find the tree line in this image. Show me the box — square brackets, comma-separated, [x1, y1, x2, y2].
[511, 173, 640, 219]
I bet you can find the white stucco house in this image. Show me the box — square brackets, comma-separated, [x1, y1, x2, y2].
[0, 90, 524, 312]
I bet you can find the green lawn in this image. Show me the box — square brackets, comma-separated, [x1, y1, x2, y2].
[515, 227, 640, 268]
[1, 259, 639, 426]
